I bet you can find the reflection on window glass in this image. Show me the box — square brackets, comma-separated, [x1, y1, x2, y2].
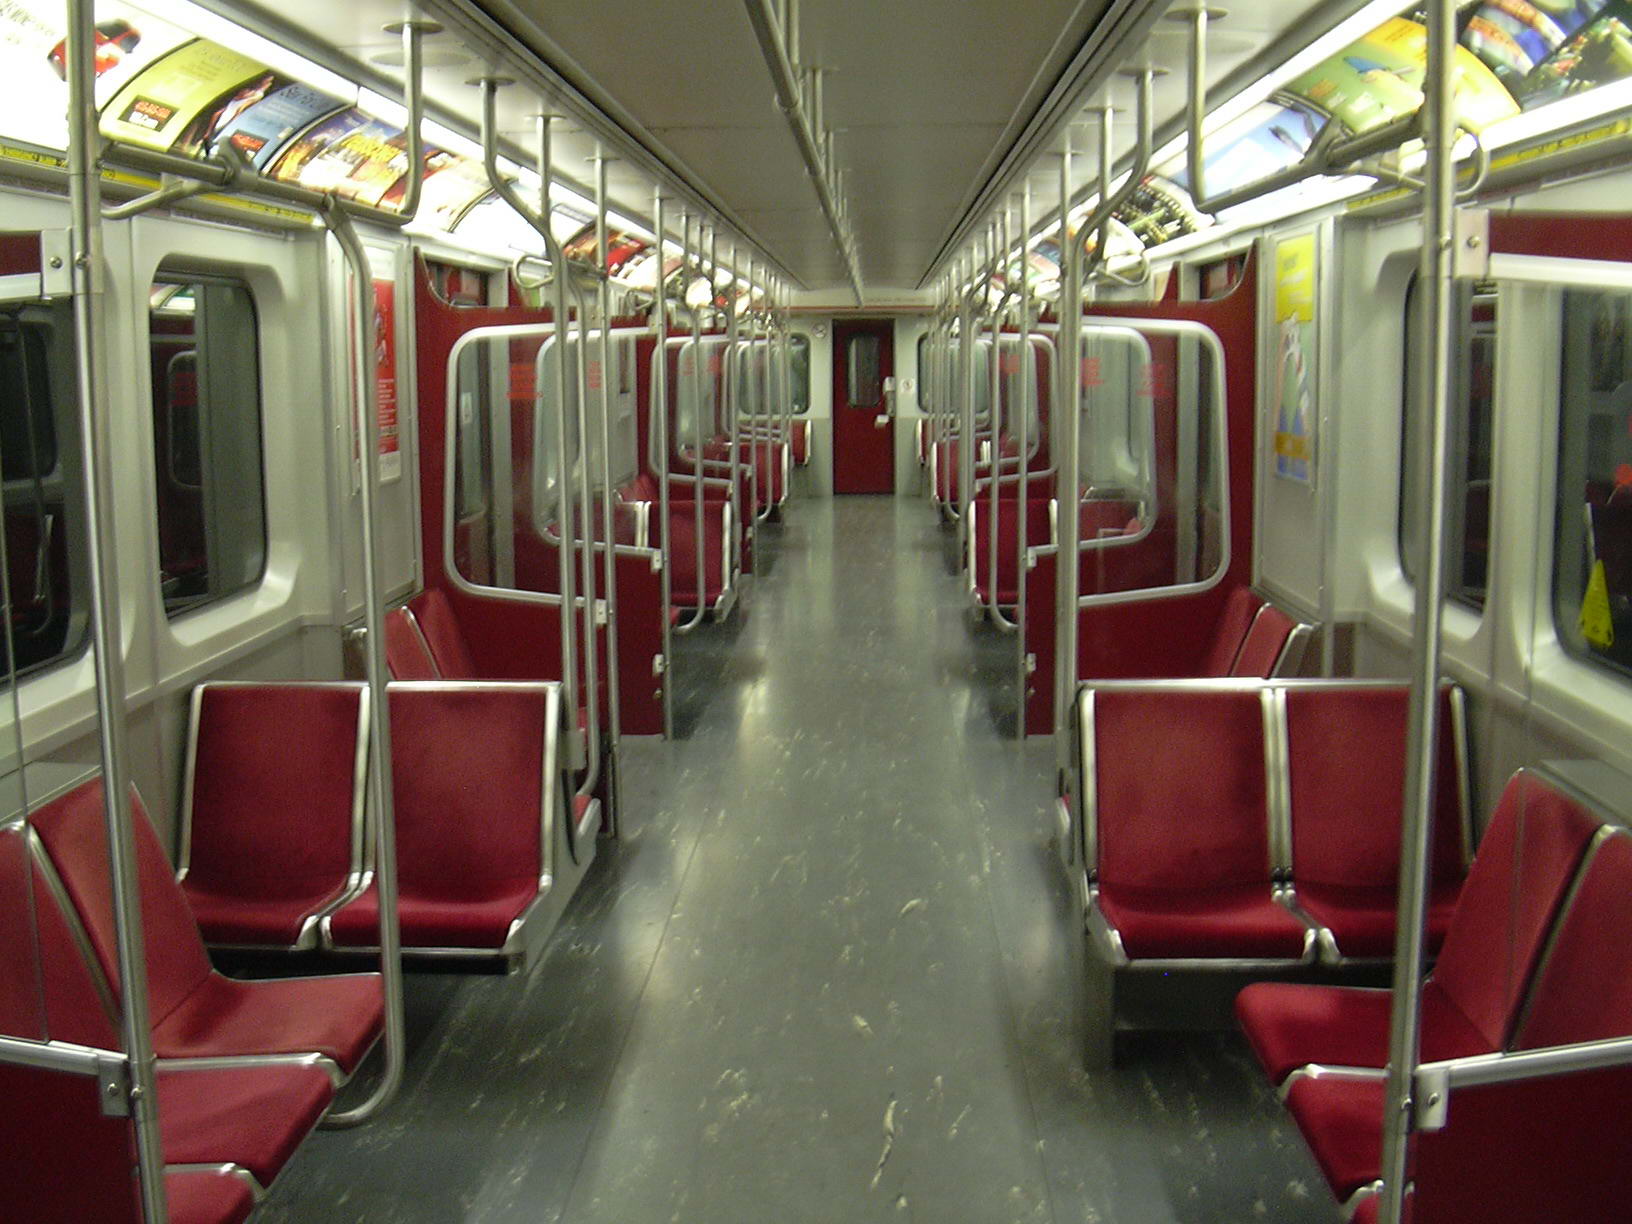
[848, 333, 882, 408]
[790, 334, 810, 414]
[1401, 278, 1495, 610]
[149, 275, 266, 619]
[917, 334, 931, 413]
[0, 302, 84, 677]
[1556, 288, 1632, 679]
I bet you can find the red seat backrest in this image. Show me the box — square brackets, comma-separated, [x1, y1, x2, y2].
[1430, 770, 1601, 1049]
[0, 826, 46, 1040]
[384, 608, 440, 680]
[30, 779, 215, 1033]
[1513, 828, 1632, 1050]
[1284, 685, 1467, 890]
[186, 684, 366, 902]
[409, 587, 478, 680]
[1091, 687, 1271, 891]
[1199, 587, 1263, 676]
[388, 686, 546, 893]
[1231, 603, 1297, 677]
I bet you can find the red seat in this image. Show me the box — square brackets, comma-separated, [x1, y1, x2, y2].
[1198, 586, 1263, 674]
[326, 682, 557, 964]
[384, 604, 441, 679]
[179, 683, 368, 949]
[4, 822, 336, 1196]
[409, 586, 479, 678]
[30, 778, 383, 1078]
[667, 498, 730, 609]
[968, 494, 1051, 608]
[1229, 602, 1301, 676]
[1237, 768, 1601, 1084]
[1085, 685, 1313, 964]
[1282, 685, 1469, 961]
[167, 1171, 258, 1224]
[1283, 805, 1631, 1208]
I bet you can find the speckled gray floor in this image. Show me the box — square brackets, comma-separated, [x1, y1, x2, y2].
[255, 494, 1330, 1223]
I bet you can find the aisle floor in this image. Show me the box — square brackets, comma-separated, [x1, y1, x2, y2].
[259, 495, 1329, 1224]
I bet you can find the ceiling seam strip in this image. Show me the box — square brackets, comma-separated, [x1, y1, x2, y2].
[740, 0, 864, 306]
[917, 0, 1168, 288]
[436, 0, 797, 283]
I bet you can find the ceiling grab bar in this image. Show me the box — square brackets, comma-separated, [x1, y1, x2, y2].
[478, 78, 583, 773]
[593, 148, 622, 809]
[1085, 70, 1154, 288]
[1378, 2, 1458, 1221]
[651, 189, 675, 736]
[62, 1, 166, 1214]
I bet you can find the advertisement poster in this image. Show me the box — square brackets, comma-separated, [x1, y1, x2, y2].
[1169, 100, 1323, 200]
[204, 78, 343, 168]
[0, 1, 189, 150]
[100, 38, 269, 151]
[1273, 234, 1318, 486]
[270, 109, 412, 207]
[407, 151, 492, 229]
[373, 278, 401, 481]
[1511, 2, 1632, 106]
[1464, 0, 1612, 85]
[1284, 16, 1518, 135]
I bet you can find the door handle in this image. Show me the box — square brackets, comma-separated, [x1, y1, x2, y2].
[873, 414, 890, 429]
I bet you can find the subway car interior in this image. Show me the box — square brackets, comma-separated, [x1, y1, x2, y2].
[6, 0, 1632, 1220]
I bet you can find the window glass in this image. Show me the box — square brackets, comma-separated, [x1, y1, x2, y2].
[1400, 278, 1495, 610]
[0, 301, 86, 676]
[847, 333, 882, 408]
[1555, 288, 1632, 679]
[149, 274, 266, 619]
[789, 333, 810, 414]
[917, 334, 932, 414]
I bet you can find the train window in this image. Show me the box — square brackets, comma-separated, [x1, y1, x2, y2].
[0, 302, 87, 677]
[789, 334, 809, 414]
[847, 332, 882, 408]
[917, 334, 931, 413]
[1555, 288, 1632, 679]
[1400, 278, 1495, 610]
[149, 275, 267, 619]
[1198, 253, 1245, 301]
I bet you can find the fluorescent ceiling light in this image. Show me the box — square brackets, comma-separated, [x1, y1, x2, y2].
[129, 0, 357, 102]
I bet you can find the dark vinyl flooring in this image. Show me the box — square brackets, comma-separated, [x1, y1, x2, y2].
[258, 493, 1331, 1224]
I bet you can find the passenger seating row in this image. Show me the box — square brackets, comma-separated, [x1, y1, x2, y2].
[1239, 769, 1632, 1221]
[1073, 678, 1468, 1059]
[179, 671, 570, 971]
[1, 775, 386, 1218]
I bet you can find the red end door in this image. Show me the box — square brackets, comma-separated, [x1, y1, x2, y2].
[832, 319, 895, 494]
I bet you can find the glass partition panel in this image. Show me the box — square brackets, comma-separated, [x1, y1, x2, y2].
[1076, 320, 1226, 599]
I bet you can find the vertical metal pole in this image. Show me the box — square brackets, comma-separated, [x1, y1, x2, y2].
[1378, 3, 1456, 1219]
[594, 151, 622, 783]
[717, 229, 740, 596]
[653, 190, 674, 735]
[1186, 6, 1209, 210]
[1055, 129, 1083, 772]
[957, 250, 976, 537]
[1016, 181, 1033, 735]
[567, 273, 601, 796]
[682, 217, 706, 628]
[321, 206, 404, 1127]
[64, 3, 167, 1216]
[987, 218, 1012, 630]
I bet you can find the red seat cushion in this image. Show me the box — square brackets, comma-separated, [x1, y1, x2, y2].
[1429, 771, 1600, 1049]
[409, 587, 479, 679]
[157, 1063, 333, 1186]
[1293, 880, 1462, 960]
[182, 684, 365, 947]
[166, 1171, 256, 1224]
[1198, 587, 1262, 675]
[1231, 604, 1296, 676]
[384, 607, 440, 680]
[153, 972, 383, 1076]
[1097, 885, 1310, 960]
[31, 778, 383, 1074]
[328, 685, 548, 952]
[1235, 981, 1491, 1085]
[1284, 1073, 1387, 1199]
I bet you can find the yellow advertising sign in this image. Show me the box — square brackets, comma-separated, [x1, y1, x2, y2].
[1274, 234, 1318, 485]
[101, 38, 267, 152]
[1582, 560, 1615, 650]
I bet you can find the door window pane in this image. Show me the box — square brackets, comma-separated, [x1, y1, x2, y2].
[1556, 288, 1632, 679]
[149, 275, 267, 618]
[848, 333, 882, 408]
